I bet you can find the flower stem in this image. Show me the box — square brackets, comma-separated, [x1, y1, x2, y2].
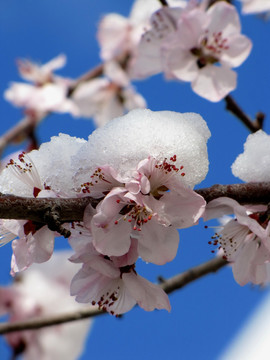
[224, 94, 265, 133]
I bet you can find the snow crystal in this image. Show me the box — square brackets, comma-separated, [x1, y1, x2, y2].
[72, 108, 211, 188]
[0, 134, 86, 196]
[31, 133, 86, 195]
[232, 130, 270, 182]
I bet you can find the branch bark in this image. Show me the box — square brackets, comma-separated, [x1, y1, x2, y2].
[0, 256, 227, 335]
[0, 195, 100, 223]
[0, 183, 269, 224]
[196, 182, 270, 204]
[0, 307, 103, 335]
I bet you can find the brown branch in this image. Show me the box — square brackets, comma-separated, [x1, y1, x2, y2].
[0, 194, 100, 223]
[161, 256, 227, 294]
[196, 182, 270, 204]
[0, 256, 227, 335]
[0, 116, 43, 157]
[67, 63, 104, 96]
[0, 183, 269, 224]
[225, 95, 265, 133]
[0, 307, 103, 335]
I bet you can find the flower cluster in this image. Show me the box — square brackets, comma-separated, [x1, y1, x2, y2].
[2, 0, 270, 358]
[3, 1, 255, 126]
[0, 134, 86, 274]
[0, 109, 210, 315]
[4, 55, 78, 117]
[71, 62, 146, 127]
[204, 129, 270, 286]
[68, 148, 207, 315]
[132, 1, 252, 101]
[205, 197, 270, 286]
[69, 108, 210, 314]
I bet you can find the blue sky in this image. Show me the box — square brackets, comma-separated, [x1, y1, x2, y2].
[1, 1, 270, 359]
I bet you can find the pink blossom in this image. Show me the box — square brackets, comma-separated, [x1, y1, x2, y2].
[86, 156, 206, 265]
[71, 109, 211, 191]
[4, 55, 78, 116]
[17, 54, 67, 84]
[0, 133, 86, 272]
[131, 6, 184, 79]
[77, 164, 127, 199]
[133, 2, 252, 102]
[97, 0, 163, 64]
[239, 0, 270, 14]
[0, 134, 86, 275]
[98, 0, 187, 76]
[0, 133, 87, 272]
[205, 197, 270, 285]
[0, 251, 93, 360]
[69, 230, 171, 315]
[71, 62, 146, 127]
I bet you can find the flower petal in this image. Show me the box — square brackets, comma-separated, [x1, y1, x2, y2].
[123, 272, 171, 312]
[191, 66, 236, 102]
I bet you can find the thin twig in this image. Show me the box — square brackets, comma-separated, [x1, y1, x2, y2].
[161, 256, 227, 294]
[158, 0, 168, 6]
[0, 116, 42, 157]
[0, 257, 227, 335]
[67, 63, 103, 96]
[225, 95, 265, 133]
[0, 307, 103, 335]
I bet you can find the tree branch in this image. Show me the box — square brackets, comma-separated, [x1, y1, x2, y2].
[0, 194, 100, 223]
[67, 63, 103, 96]
[0, 307, 103, 335]
[160, 256, 227, 294]
[0, 115, 43, 157]
[224, 95, 265, 133]
[0, 257, 227, 335]
[0, 183, 269, 224]
[196, 182, 270, 204]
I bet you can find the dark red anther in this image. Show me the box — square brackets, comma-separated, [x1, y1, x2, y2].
[33, 187, 41, 198]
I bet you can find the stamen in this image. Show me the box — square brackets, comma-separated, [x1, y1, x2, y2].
[80, 167, 112, 194]
[6, 152, 43, 190]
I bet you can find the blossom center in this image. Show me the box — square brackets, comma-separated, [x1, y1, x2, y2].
[91, 262, 136, 316]
[6, 152, 46, 196]
[80, 168, 112, 194]
[115, 201, 153, 231]
[249, 212, 270, 229]
[190, 31, 229, 68]
[149, 155, 185, 198]
[211, 219, 253, 260]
